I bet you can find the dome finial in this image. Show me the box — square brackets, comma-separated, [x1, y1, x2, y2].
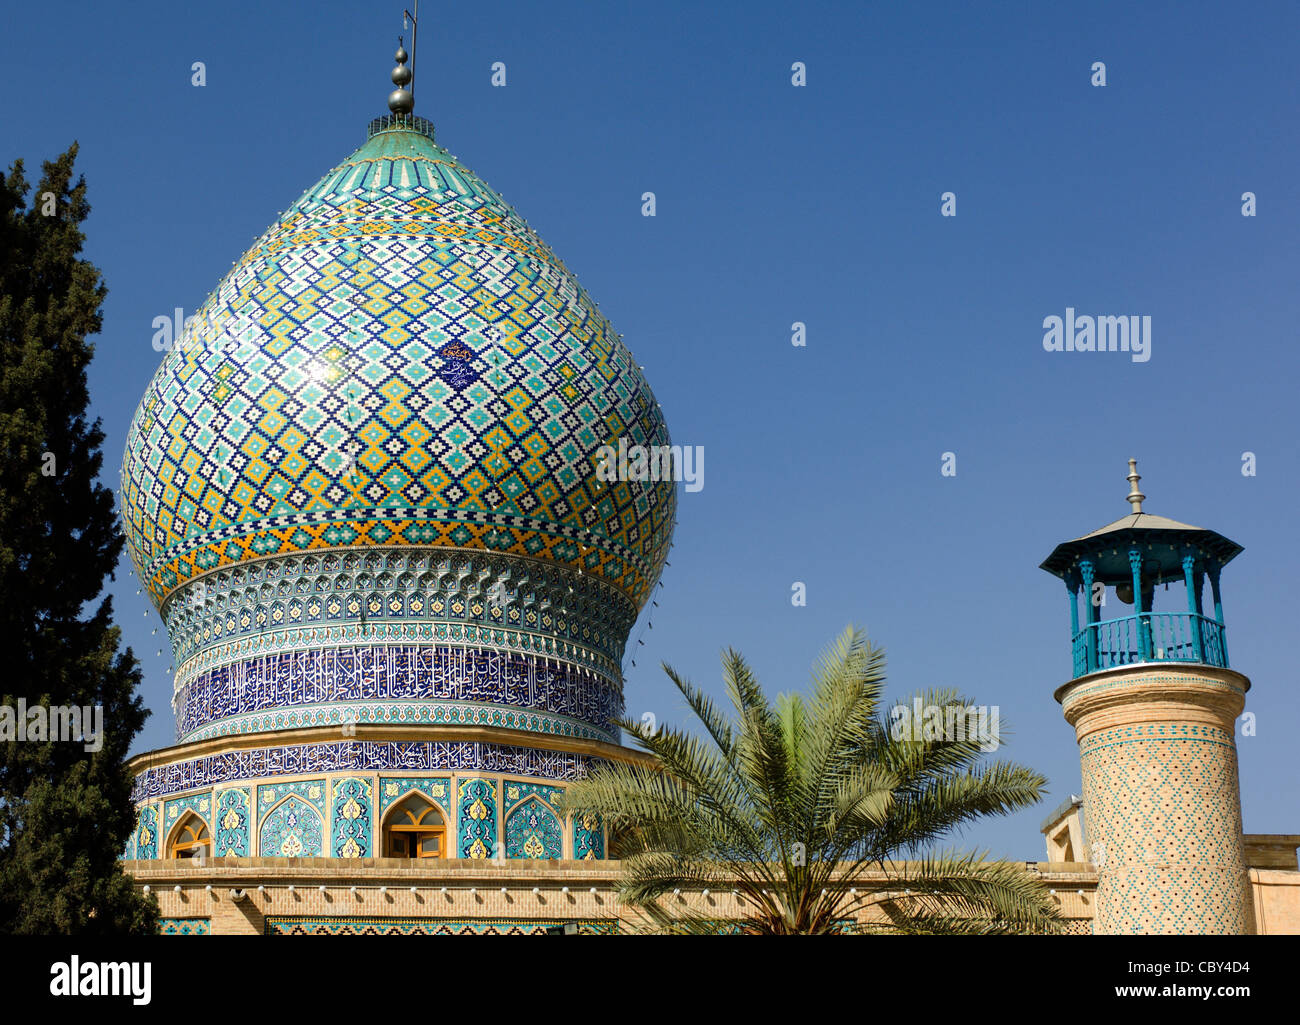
[1126, 458, 1145, 514]
[387, 35, 414, 114]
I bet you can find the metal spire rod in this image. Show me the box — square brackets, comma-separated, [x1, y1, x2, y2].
[403, 2, 418, 100]
[1126, 458, 1145, 514]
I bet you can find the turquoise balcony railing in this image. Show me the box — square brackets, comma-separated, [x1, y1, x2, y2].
[1071, 612, 1228, 678]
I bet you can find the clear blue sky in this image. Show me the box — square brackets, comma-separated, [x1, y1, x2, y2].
[3, 0, 1297, 857]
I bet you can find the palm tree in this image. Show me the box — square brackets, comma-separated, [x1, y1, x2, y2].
[557, 626, 1061, 934]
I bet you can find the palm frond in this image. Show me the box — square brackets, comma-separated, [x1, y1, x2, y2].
[577, 626, 1054, 934]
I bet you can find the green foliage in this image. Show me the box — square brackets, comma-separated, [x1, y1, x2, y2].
[557, 627, 1060, 934]
[0, 145, 157, 933]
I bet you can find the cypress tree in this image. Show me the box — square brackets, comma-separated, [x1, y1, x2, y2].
[0, 144, 157, 934]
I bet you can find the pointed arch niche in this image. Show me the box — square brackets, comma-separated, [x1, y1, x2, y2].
[382, 791, 447, 859]
[167, 811, 212, 860]
[504, 795, 562, 859]
[258, 795, 324, 858]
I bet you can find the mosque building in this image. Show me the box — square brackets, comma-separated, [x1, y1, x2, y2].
[116, 38, 1299, 936]
[119, 41, 674, 933]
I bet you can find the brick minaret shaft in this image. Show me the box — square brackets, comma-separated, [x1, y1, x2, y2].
[1041, 461, 1253, 934]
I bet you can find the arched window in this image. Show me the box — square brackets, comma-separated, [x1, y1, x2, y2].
[383, 792, 446, 859]
[168, 812, 212, 860]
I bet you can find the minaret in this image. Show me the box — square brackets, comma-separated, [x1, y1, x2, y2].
[1040, 461, 1253, 934]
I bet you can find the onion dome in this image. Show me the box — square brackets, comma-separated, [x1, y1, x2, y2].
[120, 64, 674, 743]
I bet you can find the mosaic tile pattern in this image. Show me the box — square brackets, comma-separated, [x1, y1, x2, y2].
[163, 792, 212, 848]
[1061, 670, 1246, 719]
[331, 776, 373, 858]
[181, 698, 611, 746]
[573, 810, 605, 860]
[121, 124, 675, 609]
[504, 780, 564, 807]
[258, 779, 328, 817]
[457, 777, 499, 859]
[505, 795, 562, 859]
[160, 918, 211, 935]
[173, 643, 621, 742]
[120, 119, 657, 869]
[213, 787, 251, 856]
[126, 772, 600, 859]
[378, 776, 452, 818]
[163, 548, 632, 677]
[1080, 721, 1250, 934]
[133, 805, 159, 860]
[131, 741, 597, 802]
[259, 794, 325, 857]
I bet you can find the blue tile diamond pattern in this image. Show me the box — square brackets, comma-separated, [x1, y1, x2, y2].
[121, 123, 675, 610]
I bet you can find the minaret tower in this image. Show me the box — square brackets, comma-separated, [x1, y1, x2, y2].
[1040, 461, 1253, 934]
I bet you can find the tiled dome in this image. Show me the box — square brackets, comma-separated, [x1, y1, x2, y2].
[121, 115, 675, 615]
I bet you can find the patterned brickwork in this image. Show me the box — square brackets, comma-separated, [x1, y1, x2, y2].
[127, 860, 1110, 936]
[1062, 665, 1252, 935]
[265, 916, 618, 935]
[1081, 722, 1250, 933]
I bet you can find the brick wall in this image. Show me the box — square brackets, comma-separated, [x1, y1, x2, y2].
[127, 857, 1100, 935]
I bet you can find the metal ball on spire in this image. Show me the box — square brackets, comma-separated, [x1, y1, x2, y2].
[388, 38, 414, 114]
[391, 43, 412, 86]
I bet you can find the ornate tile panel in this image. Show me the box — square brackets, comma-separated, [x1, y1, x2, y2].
[133, 804, 159, 861]
[162, 792, 213, 848]
[213, 787, 252, 856]
[457, 777, 499, 859]
[378, 776, 452, 817]
[132, 742, 596, 802]
[505, 795, 562, 859]
[330, 776, 373, 858]
[162, 549, 633, 674]
[258, 779, 327, 817]
[173, 643, 621, 741]
[573, 810, 605, 861]
[504, 780, 564, 807]
[160, 918, 211, 935]
[259, 794, 325, 857]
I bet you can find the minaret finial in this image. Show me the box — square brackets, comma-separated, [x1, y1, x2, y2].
[388, 36, 414, 115]
[1126, 458, 1145, 514]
